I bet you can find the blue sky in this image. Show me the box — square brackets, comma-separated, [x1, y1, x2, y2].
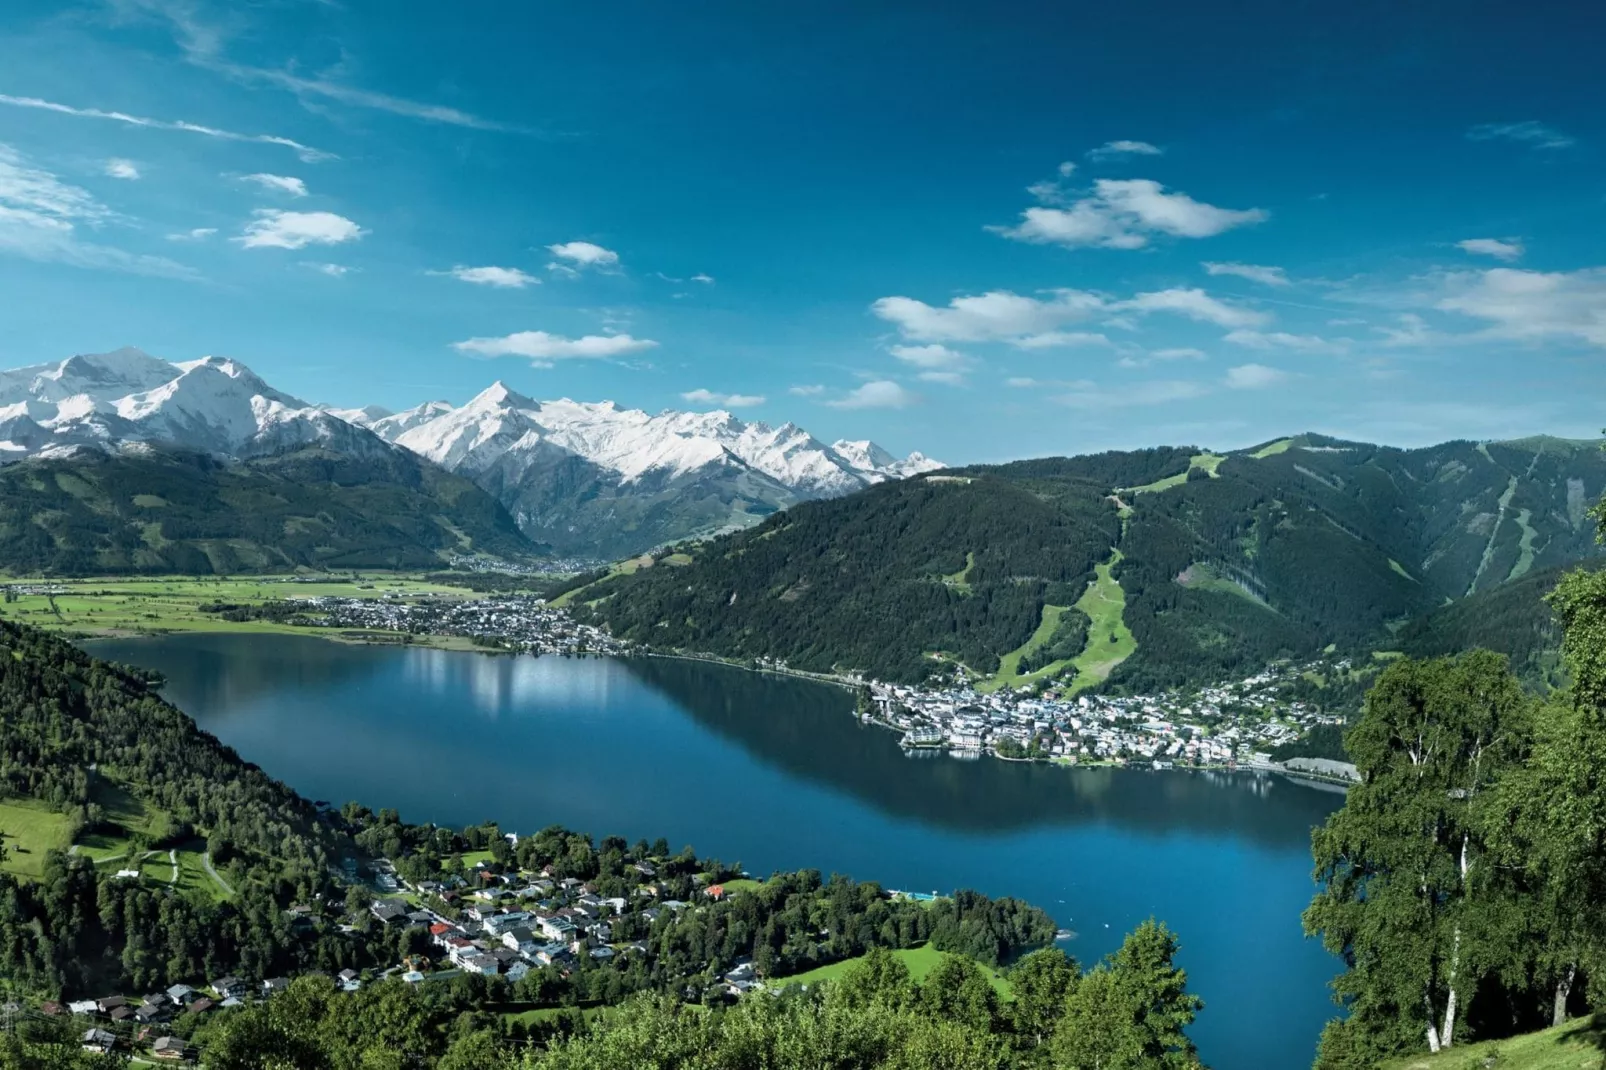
[0, 0, 1601, 463]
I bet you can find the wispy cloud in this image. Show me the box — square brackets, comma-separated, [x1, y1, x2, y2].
[1117, 347, 1207, 368]
[1224, 363, 1287, 389]
[303, 261, 351, 277]
[788, 384, 826, 397]
[1203, 261, 1288, 287]
[1456, 238, 1523, 262]
[1436, 267, 1606, 347]
[1122, 288, 1269, 329]
[241, 173, 307, 197]
[1467, 121, 1575, 150]
[681, 388, 765, 408]
[994, 177, 1267, 250]
[103, 158, 141, 180]
[452, 330, 658, 366]
[826, 380, 914, 409]
[236, 209, 363, 250]
[0, 144, 193, 278]
[166, 226, 216, 241]
[0, 93, 330, 161]
[1087, 139, 1163, 160]
[436, 265, 539, 288]
[1222, 329, 1343, 352]
[872, 289, 1105, 343]
[1055, 379, 1210, 408]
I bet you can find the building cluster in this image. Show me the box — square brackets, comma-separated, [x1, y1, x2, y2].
[868, 661, 1347, 771]
[293, 595, 626, 656]
[50, 975, 283, 1061]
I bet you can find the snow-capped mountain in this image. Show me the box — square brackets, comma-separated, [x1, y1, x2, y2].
[0, 348, 391, 461]
[0, 348, 941, 559]
[361, 382, 941, 556]
[374, 382, 938, 494]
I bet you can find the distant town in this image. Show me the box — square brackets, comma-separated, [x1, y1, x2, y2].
[267, 590, 1357, 784]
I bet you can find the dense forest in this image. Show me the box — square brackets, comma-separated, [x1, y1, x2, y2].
[579, 434, 1606, 690]
[0, 444, 542, 574]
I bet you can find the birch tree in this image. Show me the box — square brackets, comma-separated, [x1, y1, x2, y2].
[1304, 651, 1530, 1065]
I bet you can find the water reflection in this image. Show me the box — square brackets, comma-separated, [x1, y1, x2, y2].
[620, 656, 1337, 843]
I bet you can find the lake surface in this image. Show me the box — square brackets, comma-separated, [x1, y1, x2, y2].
[88, 633, 1345, 1068]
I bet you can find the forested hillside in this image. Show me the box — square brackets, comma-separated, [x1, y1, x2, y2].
[580, 434, 1606, 689]
[0, 444, 542, 574]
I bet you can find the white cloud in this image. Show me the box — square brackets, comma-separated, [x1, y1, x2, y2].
[1087, 140, 1163, 160]
[789, 384, 825, 396]
[1467, 121, 1575, 150]
[1122, 288, 1269, 328]
[237, 209, 363, 250]
[1203, 261, 1289, 287]
[826, 380, 914, 409]
[1373, 313, 1443, 347]
[1435, 267, 1606, 347]
[1456, 238, 1523, 262]
[547, 241, 620, 271]
[872, 289, 1105, 342]
[1011, 331, 1112, 349]
[691, 272, 715, 283]
[1056, 379, 1210, 409]
[103, 158, 140, 180]
[166, 227, 216, 241]
[995, 178, 1267, 250]
[681, 388, 764, 408]
[1224, 363, 1288, 389]
[452, 330, 658, 363]
[441, 265, 539, 288]
[1118, 347, 1207, 368]
[242, 173, 307, 197]
[889, 343, 968, 370]
[0, 143, 192, 278]
[918, 371, 965, 385]
[0, 93, 329, 161]
[1056, 161, 1077, 176]
[1222, 329, 1343, 351]
[304, 262, 350, 277]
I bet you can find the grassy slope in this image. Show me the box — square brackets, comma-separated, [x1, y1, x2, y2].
[1122, 453, 1226, 494]
[977, 603, 1074, 693]
[0, 799, 75, 878]
[773, 944, 1013, 997]
[1380, 1015, 1605, 1070]
[1066, 551, 1137, 694]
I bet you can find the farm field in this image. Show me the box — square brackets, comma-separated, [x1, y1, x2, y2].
[0, 573, 478, 638]
[0, 798, 75, 879]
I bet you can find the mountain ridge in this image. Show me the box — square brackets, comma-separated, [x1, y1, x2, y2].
[0, 349, 939, 559]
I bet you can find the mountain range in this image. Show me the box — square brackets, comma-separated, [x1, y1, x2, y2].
[573, 436, 1606, 692]
[0, 348, 939, 561]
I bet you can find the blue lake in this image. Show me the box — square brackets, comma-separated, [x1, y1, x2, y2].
[88, 632, 1344, 1068]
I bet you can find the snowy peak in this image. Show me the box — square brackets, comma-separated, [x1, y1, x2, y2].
[0, 348, 392, 462]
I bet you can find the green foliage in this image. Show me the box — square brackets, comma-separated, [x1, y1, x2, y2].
[1396, 566, 1572, 688]
[581, 472, 1121, 683]
[0, 445, 541, 575]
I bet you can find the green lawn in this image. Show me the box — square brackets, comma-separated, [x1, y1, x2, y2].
[0, 798, 75, 879]
[977, 603, 1075, 693]
[1380, 1015, 1606, 1070]
[1064, 551, 1136, 694]
[772, 945, 1013, 997]
[712, 878, 763, 895]
[940, 552, 976, 594]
